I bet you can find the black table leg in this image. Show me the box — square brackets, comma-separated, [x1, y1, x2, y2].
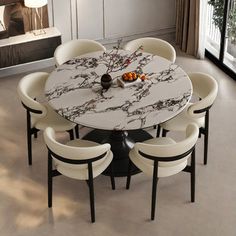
[83, 129, 153, 177]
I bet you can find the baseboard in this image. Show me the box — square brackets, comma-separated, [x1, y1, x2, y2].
[98, 27, 176, 48]
[0, 58, 55, 78]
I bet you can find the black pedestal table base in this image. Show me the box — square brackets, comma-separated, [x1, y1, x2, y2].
[83, 129, 153, 177]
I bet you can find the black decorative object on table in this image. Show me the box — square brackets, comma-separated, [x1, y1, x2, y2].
[101, 73, 112, 89]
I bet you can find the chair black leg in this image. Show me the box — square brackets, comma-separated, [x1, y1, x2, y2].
[162, 129, 168, 137]
[48, 152, 53, 208]
[88, 163, 95, 223]
[156, 125, 161, 137]
[33, 131, 38, 138]
[68, 129, 74, 140]
[110, 162, 115, 190]
[27, 129, 32, 165]
[26, 110, 32, 165]
[75, 125, 79, 139]
[204, 132, 208, 165]
[191, 147, 196, 202]
[198, 131, 201, 138]
[126, 159, 132, 189]
[151, 160, 158, 220]
[204, 110, 209, 165]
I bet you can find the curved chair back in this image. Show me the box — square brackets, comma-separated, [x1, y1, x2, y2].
[17, 72, 49, 118]
[127, 123, 198, 221]
[135, 123, 199, 161]
[187, 73, 218, 118]
[44, 127, 113, 223]
[54, 39, 106, 66]
[44, 127, 111, 172]
[124, 37, 176, 63]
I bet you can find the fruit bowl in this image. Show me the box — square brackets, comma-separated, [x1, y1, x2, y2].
[122, 72, 147, 82]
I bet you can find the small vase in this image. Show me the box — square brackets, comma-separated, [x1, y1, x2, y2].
[101, 74, 112, 89]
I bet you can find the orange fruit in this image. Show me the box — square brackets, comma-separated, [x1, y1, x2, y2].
[141, 75, 146, 81]
[132, 72, 137, 79]
[128, 72, 133, 78]
[122, 74, 127, 80]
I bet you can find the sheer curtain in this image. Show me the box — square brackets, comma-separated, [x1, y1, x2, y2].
[176, 0, 207, 59]
[198, 0, 207, 59]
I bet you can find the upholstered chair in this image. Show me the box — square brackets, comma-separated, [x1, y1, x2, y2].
[158, 72, 218, 165]
[126, 123, 199, 220]
[54, 39, 106, 137]
[44, 127, 115, 223]
[17, 72, 76, 165]
[54, 39, 106, 66]
[123, 37, 176, 63]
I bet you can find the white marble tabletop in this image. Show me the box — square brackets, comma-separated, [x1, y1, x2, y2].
[45, 49, 192, 130]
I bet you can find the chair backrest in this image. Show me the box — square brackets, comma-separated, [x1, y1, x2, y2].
[44, 127, 111, 170]
[123, 37, 176, 63]
[135, 123, 199, 161]
[54, 39, 106, 66]
[187, 72, 218, 118]
[17, 72, 49, 118]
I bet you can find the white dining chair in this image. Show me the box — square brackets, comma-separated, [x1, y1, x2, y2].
[54, 39, 106, 66]
[44, 127, 115, 223]
[123, 37, 176, 63]
[54, 39, 106, 138]
[17, 72, 76, 165]
[157, 72, 218, 165]
[126, 123, 199, 220]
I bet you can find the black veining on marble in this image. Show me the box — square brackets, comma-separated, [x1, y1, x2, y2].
[55, 90, 191, 130]
[45, 49, 191, 130]
[45, 59, 180, 102]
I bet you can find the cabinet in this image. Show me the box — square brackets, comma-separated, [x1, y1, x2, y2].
[0, 27, 61, 68]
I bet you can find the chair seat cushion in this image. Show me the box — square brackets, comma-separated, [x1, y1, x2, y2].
[54, 139, 113, 180]
[129, 137, 189, 178]
[32, 104, 76, 131]
[160, 103, 205, 131]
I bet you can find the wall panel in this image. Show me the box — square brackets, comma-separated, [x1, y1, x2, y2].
[48, 0, 175, 43]
[77, 0, 103, 40]
[104, 0, 175, 39]
[52, 0, 72, 42]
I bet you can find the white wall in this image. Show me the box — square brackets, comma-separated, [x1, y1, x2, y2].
[50, 0, 176, 44]
[48, 0, 74, 42]
[78, 0, 104, 40]
[104, 0, 175, 39]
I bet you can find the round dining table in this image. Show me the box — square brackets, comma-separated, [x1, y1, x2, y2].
[45, 49, 192, 177]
